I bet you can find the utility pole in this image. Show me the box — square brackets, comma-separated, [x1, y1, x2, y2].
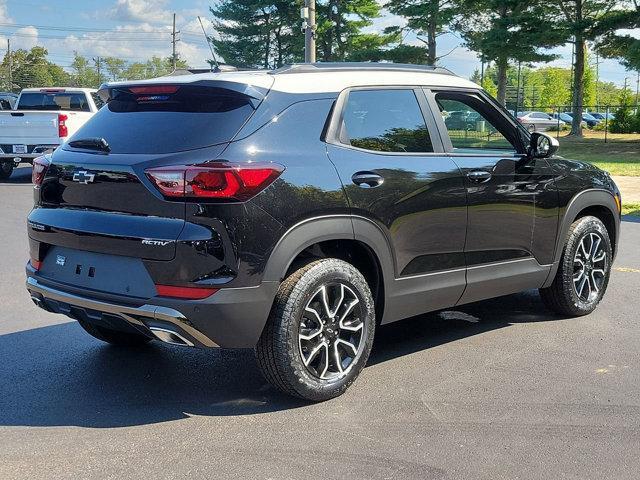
[7, 39, 12, 93]
[302, 0, 316, 63]
[171, 13, 180, 71]
[594, 51, 602, 108]
[93, 56, 102, 83]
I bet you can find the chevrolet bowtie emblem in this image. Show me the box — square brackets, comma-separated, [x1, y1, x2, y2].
[72, 171, 95, 184]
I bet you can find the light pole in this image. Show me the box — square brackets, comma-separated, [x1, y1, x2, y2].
[302, 0, 316, 63]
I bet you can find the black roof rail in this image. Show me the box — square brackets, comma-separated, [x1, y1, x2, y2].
[270, 62, 455, 76]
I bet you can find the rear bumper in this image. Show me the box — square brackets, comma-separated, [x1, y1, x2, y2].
[26, 274, 279, 349]
[0, 145, 57, 162]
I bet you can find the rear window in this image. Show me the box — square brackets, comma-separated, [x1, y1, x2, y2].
[18, 92, 91, 112]
[67, 85, 256, 154]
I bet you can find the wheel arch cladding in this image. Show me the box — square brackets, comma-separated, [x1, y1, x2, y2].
[261, 216, 395, 321]
[543, 189, 620, 288]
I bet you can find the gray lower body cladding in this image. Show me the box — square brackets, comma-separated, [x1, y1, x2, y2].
[26, 272, 279, 349]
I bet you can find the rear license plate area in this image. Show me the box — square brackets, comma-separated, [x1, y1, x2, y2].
[39, 247, 157, 299]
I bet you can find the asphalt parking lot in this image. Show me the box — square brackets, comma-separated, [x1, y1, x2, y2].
[1, 166, 639, 480]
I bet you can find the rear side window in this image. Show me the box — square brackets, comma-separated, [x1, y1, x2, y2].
[18, 92, 91, 112]
[67, 85, 256, 154]
[340, 89, 433, 153]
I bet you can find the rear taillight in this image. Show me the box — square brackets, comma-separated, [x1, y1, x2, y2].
[58, 114, 68, 138]
[30, 257, 42, 271]
[32, 155, 50, 187]
[155, 284, 218, 300]
[145, 162, 284, 201]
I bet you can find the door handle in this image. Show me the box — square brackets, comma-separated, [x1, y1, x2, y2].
[467, 170, 492, 183]
[352, 172, 384, 188]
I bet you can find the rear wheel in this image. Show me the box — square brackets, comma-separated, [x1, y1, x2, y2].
[539, 216, 612, 316]
[77, 319, 152, 346]
[256, 258, 376, 401]
[0, 162, 14, 179]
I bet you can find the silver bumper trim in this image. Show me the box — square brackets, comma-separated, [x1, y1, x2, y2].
[26, 276, 218, 347]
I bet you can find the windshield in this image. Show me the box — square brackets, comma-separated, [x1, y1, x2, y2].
[18, 92, 91, 112]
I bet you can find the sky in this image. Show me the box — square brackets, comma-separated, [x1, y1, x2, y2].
[0, 0, 636, 87]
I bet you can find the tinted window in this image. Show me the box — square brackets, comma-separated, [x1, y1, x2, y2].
[18, 92, 91, 112]
[437, 95, 516, 152]
[67, 85, 256, 154]
[91, 92, 104, 109]
[341, 89, 433, 153]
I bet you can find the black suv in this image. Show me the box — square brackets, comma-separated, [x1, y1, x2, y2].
[26, 64, 621, 401]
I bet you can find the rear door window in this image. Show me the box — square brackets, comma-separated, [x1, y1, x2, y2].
[67, 85, 257, 154]
[340, 89, 433, 153]
[18, 92, 91, 112]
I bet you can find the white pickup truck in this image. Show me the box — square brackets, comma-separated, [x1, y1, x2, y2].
[0, 88, 102, 178]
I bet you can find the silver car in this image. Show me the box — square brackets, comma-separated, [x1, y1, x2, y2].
[517, 111, 565, 132]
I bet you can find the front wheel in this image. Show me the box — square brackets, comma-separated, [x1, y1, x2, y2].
[256, 258, 376, 401]
[539, 216, 612, 316]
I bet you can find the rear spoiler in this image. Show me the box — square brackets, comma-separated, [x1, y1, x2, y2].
[97, 79, 270, 107]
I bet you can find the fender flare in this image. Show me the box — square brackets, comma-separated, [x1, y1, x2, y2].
[542, 189, 620, 288]
[262, 215, 396, 289]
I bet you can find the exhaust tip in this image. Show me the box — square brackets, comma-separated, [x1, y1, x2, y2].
[148, 326, 194, 347]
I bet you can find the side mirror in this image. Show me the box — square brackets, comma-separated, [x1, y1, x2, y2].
[529, 132, 559, 158]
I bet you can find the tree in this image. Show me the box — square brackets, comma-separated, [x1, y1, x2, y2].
[384, 0, 462, 65]
[210, 1, 303, 69]
[209, 0, 395, 67]
[0, 46, 70, 91]
[104, 57, 127, 81]
[70, 52, 100, 87]
[457, 0, 563, 106]
[610, 84, 636, 133]
[553, 0, 635, 136]
[315, 0, 396, 61]
[596, 2, 640, 71]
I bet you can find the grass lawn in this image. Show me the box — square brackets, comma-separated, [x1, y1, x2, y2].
[557, 132, 640, 176]
[622, 202, 640, 217]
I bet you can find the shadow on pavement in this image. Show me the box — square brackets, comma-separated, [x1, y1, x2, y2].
[0, 290, 561, 428]
[0, 166, 32, 185]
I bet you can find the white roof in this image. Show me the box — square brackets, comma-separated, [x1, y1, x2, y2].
[103, 64, 480, 95]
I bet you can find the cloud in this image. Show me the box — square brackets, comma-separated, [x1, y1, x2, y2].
[12, 26, 39, 50]
[108, 0, 174, 24]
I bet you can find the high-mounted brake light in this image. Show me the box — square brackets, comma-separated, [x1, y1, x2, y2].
[32, 155, 50, 187]
[58, 113, 68, 138]
[155, 284, 218, 300]
[145, 162, 284, 201]
[129, 85, 180, 95]
[40, 88, 65, 93]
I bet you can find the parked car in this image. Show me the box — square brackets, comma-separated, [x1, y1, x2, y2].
[0, 92, 18, 110]
[562, 111, 599, 128]
[590, 112, 615, 122]
[0, 88, 102, 179]
[552, 112, 588, 129]
[26, 63, 621, 401]
[444, 110, 482, 130]
[516, 111, 564, 131]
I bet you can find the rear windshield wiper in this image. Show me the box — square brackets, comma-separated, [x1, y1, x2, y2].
[68, 137, 111, 153]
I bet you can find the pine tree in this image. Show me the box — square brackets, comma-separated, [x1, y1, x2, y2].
[457, 0, 564, 106]
[384, 0, 462, 66]
[209, 0, 395, 67]
[553, 0, 634, 136]
[210, 1, 303, 69]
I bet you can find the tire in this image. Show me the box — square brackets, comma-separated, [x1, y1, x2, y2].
[77, 319, 152, 346]
[256, 258, 376, 401]
[0, 162, 14, 179]
[539, 216, 612, 316]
